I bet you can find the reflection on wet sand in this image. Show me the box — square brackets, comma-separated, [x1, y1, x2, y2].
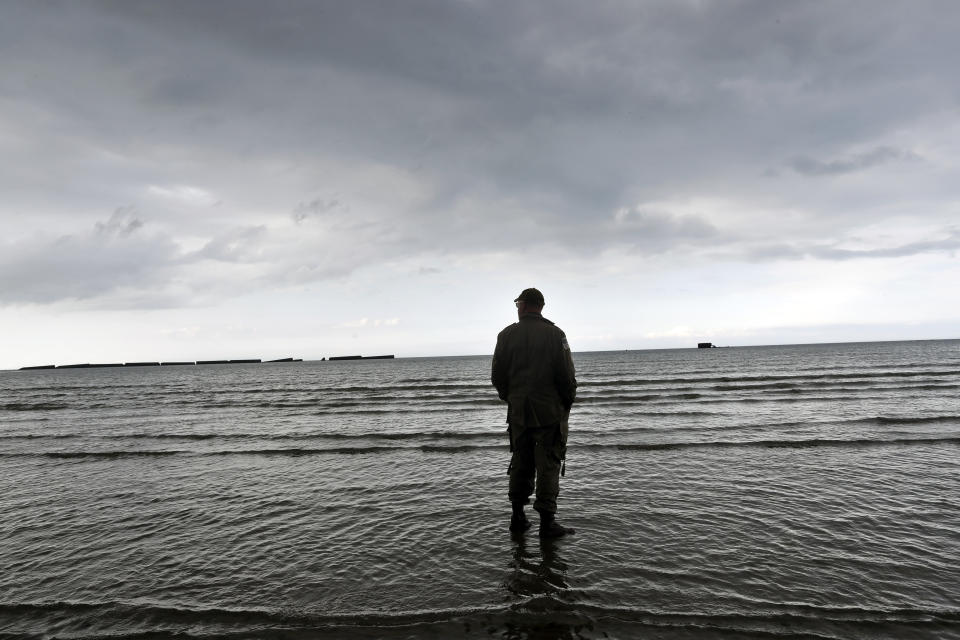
[504, 532, 570, 596]
[496, 533, 604, 640]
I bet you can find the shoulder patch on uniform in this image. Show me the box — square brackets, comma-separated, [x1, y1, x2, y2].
[561, 336, 570, 351]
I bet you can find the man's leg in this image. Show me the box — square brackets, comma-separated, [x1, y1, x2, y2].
[508, 425, 535, 531]
[531, 425, 561, 515]
[532, 424, 575, 538]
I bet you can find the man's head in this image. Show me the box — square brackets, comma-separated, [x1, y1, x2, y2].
[514, 287, 545, 317]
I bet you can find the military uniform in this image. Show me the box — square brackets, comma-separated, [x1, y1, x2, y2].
[492, 311, 577, 516]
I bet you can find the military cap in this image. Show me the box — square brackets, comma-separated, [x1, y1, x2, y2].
[514, 287, 545, 306]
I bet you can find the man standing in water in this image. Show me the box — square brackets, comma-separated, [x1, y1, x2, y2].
[492, 288, 578, 538]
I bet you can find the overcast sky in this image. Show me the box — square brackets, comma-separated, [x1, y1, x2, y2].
[2, 0, 958, 368]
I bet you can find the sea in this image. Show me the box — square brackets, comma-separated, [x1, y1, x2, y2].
[1, 339, 958, 639]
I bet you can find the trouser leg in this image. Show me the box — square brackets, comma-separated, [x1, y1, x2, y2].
[508, 426, 535, 505]
[532, 424, 562, 515]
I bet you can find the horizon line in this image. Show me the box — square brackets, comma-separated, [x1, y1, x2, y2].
[5, 336, 958, 372]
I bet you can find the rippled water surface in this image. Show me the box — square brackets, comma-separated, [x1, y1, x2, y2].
[2, 340, 959, 638]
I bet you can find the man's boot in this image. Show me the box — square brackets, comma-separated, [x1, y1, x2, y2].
[538, 510, 575, 538]
[510, 502, 531, 532]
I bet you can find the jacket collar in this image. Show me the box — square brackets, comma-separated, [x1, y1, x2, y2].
[519, 312, 552, 324]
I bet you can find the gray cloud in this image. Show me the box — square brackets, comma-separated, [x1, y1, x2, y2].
[744, 228, 960, 262]
[788, 146, 921, 176]
[0, 212, 366, 306]
[0, 213, 180, 305]
[613, 207, 718, 242]
[194, 226, 268, 263]
[292, 198, 343, 224]
[95, 207, 145, 238]
[811, 233, 960, 260]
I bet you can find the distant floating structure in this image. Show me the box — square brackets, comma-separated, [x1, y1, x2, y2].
[57, 363, 124, 368]
[16, 354, 381, 371]
[697, 342, 716, 349]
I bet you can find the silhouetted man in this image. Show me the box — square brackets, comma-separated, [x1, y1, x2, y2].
[492, 288, 577, 537]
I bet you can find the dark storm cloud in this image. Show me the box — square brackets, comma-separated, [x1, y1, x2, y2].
[23, 1, 952, 189]
[2, 0, 959, 306]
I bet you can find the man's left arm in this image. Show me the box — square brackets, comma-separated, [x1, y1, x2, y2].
[556, 331, 577, 411]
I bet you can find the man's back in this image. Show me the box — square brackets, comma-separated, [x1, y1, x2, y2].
[492, 313, 577, 429]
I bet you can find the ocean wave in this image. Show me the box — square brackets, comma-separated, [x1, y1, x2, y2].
[6, 436, 958, 459]
[1, 402, 69, 411]
[37, 450, 186, 459]
[578, 369, 960, 388]
[693, 393, 898, 405]
[610, 436, 960, 451]
[10, 414, 951, 444]
[801, 360, 960, 372]
[42, 431, 503, 443]
[0, 445, 501, 458]
[322, 430, 496, 441]
[651, 414, 960, 434]
[208, 446, 414, 455]
[580, 383, 959, 402]
[258, 383, 489, 394]
[710, 382, 804, 391]
[577, 393, 705, 404]
[191, 398, 501, 410]
[874, 415, 960, 425]
[0, 432, 79, 440]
